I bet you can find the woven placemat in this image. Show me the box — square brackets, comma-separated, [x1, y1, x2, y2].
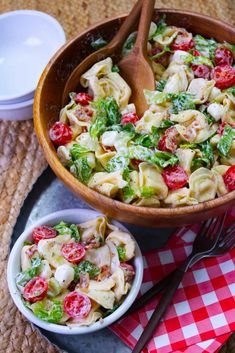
[0, 1, 234, 352]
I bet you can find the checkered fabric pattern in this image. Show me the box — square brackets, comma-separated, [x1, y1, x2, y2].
[111, 208, 235, 353]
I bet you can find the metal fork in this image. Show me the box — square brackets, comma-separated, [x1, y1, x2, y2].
[132, 213, 227, 353]
[127, 219, 235, 317]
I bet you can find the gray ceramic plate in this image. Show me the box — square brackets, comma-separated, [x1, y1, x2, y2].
[11, 167, 174, 353]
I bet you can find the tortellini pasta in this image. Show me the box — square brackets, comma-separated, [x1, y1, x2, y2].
[80, 57, 131, 109]
[189, 168, 217, 202]
[18, 217, 136, 327]
[53, 17, 235, 208]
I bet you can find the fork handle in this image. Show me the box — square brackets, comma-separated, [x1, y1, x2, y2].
[132, 269, 186, 353]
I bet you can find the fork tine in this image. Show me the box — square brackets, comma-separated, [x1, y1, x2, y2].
[197, 218, 214, 238]
[203, 212, 227, 240]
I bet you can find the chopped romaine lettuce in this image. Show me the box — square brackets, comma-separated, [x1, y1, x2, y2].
[141, 186, 155, 198]
[156, 79, 167, 92]
[16, 257, 41, 287]
[106, 155, 130, 172]
[194, 35, 217, 59]
[122, 32, 137, 56]
[91, 36, 108, 49]
[70, 157, 93, 184]
[217, 125, 235, 157]
[31, 299, 63, 323]
[152, 151, 179, 168]
[54, 221, 80, 242]
[74, 260, 100, 282]
[70, 143, 90, 160]
[116, 246, 126, 261]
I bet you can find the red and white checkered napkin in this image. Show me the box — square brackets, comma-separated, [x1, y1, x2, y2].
[110, 208, 235, 353]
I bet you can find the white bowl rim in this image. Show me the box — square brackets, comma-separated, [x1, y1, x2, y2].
[0, 9, 66, 103]
[7, 208, 143, 335]
[0, 97, 34, 110]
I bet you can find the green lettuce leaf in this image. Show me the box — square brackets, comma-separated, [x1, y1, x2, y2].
[91, 36, 107, 49]
[217, 125, 235, 157]
[74, 260, 100, 282]
[54, 221, 80, 242]
[16, 257, 41, 287]
[31, 299, 63, 323]
[116, 246, 126, 262]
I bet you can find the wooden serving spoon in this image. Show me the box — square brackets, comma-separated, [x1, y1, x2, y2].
[62, 0, 143, 105]
[118, 0, 156, 116]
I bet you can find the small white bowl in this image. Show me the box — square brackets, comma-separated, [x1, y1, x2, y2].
[7, 209, 143, 334]
[0, 10, 66, 118]
[0, 96, 34, 120]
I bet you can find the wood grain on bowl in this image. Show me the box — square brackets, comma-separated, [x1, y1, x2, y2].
[34, 9, 235, 228]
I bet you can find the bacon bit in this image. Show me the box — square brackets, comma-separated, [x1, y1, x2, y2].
[83, 238, 101, 250]
[131, 159, 141, 169]
[68, 280, 77, 291]
[82, 126, 88, 133]
[79, 272, 90, 289]
[26, 244, 38, 258]
[95, 265, 111, 282]
[99, 317, 104, 324]
[74, 106, 93, 122]
[102, 145, 116, 152]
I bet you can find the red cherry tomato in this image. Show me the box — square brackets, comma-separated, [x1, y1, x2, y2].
[23, 276, 48, 303]
[171, 32, 194, 51]
[193, 50, 201, 56]
[158, 127, 178, 153]
[223, 165, 235, 191]
[217, 122, 235, 135]
[211, 64, 235, 89]
[63, 291, 91, 319]
[61, 242, 86, 264]
[74, 93, 93, 106]
[163, 165, 188, 190]
[120, 263, 135, 283]
[121, 112, 140, 126]
[49, 122, 72, 146]
[149, 47, 170, 67]
[214, 47, 233, 66]
[32, 226, 57, 244]
[191, 64, 211, 79]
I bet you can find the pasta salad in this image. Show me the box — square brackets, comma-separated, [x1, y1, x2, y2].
[49, 18, 235, 208]
[16, 217, 136, 326]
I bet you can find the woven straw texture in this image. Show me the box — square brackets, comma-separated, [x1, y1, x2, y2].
[0, 1, 235, 352]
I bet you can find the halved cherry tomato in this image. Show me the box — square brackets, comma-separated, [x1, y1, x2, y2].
[191, 64, 211, 79]
[171, 32, 194, 51]
[23, 276, 48, 303]
[121, 112, 140, 126]
[120, 263, 135, 283]
[163, 165, 188, 190]
[74, 93, 93, 106]
[149, 47, 170, 67]
[223, 165, 235, 191]
[211, 64, 235, 89]
[32, 226, 57, 244]
[193, 50, 201, 57]
[61, 242, 85, 264]
[49, 122, 72, 146]
[217, 122, 235, 135]
[214, 47, 233, 66]
[63, 291, 91, 319]
[158, 127, 178, 153]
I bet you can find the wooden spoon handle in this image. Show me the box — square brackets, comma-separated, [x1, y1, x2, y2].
[134, 0, 155, 55]
[108, 0, 143, 50]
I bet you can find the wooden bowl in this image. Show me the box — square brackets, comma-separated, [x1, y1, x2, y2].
[34, 9, 235, 227]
